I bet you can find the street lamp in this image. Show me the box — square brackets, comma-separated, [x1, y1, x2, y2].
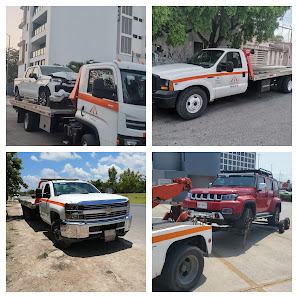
[6, 33, 11, 83]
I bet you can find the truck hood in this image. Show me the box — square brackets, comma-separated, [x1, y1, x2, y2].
[49, 72, 78, 81]
[56, 193, 128, 204]
[152, 63, 209, 81]
[190, 186, 255, 195]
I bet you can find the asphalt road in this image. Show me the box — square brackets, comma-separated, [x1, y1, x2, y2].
[153, 88, 292, 146]
[152, 202, 292, 292]
[6, 96, 66, 146]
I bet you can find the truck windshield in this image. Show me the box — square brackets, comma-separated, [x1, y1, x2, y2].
[53, 182, 100, 196]
[40, 66, 74, 75]
[212, 175, 256, 187]
[121, 70, 146, 106]
[187, 50, 224, 68]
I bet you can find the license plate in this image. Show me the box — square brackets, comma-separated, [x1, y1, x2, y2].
[197, 202, 207, 209]
[104, 229, 116, 242]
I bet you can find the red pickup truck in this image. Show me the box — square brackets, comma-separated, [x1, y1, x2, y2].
[184, 169, 282, 233]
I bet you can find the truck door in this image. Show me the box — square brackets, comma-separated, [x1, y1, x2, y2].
[76, 66, 118, 145]
[28, 67, 41, 99]
[266, 178, 274, 209]
[256, 176, 268, 213]
[215, 51, 248, 99]
[39, 183, 51, 224]
[22, 68, 34, 97]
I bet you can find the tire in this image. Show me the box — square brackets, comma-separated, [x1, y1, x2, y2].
[51, 219, 71, 249]
[176, 87, 208, 120]
[235, 208, 253, 234]
[160, 245, 204, 291]
[24, 112, 38, 132]
[15, 87, 21, 101]
[281, 76, 292, 93]
[278, 220, 285, 234]
[81, 134, 97, 146]
[268, 206, 280, 226]
[277, 77, 284, 92]
[38, 88, 50, 106]
[17, 111, 25, 123]
[284, 217, 290, 230]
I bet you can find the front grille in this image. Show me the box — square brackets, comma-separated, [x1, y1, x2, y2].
[191, 193, 222, 201]
[85, 210, 127, 220]
[55, 85, 74, 93]
[79, 202, 127, 210]
[126, 119, 146, 131]
[152, 74, 160, 92]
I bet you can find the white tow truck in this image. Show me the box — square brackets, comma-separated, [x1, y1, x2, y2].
[18, 178, 132, 248]
[10, 60, 146, 146]
[153, 48, 292, 119]
[152, 178, 212, 291]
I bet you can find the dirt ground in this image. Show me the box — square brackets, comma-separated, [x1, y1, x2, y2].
[6, 201, 146, 292]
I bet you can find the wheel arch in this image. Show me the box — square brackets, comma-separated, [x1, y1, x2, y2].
[241, 200, 256, 218]
[50, 211, 61, 223]
[177, 85, 211, 102]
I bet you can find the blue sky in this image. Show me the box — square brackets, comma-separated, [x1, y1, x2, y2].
[256, 152, 292, 182]
[17, 152, 146, 190]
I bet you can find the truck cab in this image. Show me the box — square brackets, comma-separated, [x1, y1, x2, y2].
[72, 60, 146, 146]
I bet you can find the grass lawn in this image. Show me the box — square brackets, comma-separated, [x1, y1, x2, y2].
[118, 193, 146, 204]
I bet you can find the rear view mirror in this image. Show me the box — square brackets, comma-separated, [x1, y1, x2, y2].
[258, 182, 266, 190]
[208, 183, 212, 187]
[29, 73, 38, 80]
[226, 61, 234, 72]
[216, 64, 222, 72]
[36, 188, 42, 198]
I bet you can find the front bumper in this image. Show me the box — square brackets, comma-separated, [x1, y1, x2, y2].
[60, 214, 132, 239]
[153, 90, 179, 108]
[117, 134, 146, 146]
[50, 89, 70, 103]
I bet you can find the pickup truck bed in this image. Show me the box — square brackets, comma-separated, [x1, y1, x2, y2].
[251, 65, 292, 81]
[18, 197, 38, 209]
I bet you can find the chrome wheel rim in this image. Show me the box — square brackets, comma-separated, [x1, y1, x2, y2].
[178, 255, 199, 285]
[288, 80, 292, 92]
[186, 94, 203, 113]
[39, 92, 47, 106]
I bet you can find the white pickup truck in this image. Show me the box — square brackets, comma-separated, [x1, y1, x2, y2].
[14, 65, 78, 106]
[18, 179, 132, 248]
[153, 48, 292, 119]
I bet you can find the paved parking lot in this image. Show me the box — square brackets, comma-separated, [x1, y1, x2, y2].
[153, 202, 292, 292]
[153, 89, 292, 146]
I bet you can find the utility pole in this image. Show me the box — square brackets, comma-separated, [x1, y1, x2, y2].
[6, 33, 11, 83]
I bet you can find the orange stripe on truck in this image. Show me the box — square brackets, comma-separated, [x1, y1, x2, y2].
[172, 71, 249, 84]
[78, 92, 119, 112]
[152, 225, 212, 243]
[40, 198, 65, 207]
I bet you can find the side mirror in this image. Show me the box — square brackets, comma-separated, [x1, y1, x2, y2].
[258, 182, 266, 191]
[36, 188, 42, 198]
[226, 61, 234, 72]
[92, 78, 117, 101]
[29, 73, 38, 80]
[208, 182, 212, 187]
[216, 64, 222, 72]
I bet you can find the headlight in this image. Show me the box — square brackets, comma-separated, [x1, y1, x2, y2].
[187, 192, 192, 198]
[52, 78, 62, 83]
[160, 79, 173, 91]
[221, 194, 238, 201]
[65, 203, 78, 210]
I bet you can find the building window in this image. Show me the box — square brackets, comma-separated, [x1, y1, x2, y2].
[41, 59, 45, 65]
[138, 36, 142, 40]
[25, 44, 27, 51]
[133, 34, 137, 39]
[122, 6, 132, 16]
[24, 64, 26, 71]
[139, 18, 143, 22]
[133, 16, 138, 21]
[121, 36, 132, 54]
[122, 16, 132, 35]
[27, 23, 28, 31]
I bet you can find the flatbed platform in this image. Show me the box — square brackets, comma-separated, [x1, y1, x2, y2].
[18, 197, 38, 209]
[251, 65, 292, 81]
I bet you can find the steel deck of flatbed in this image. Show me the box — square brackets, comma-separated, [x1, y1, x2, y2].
[18, 197, 38, 209]
[10, 99, 76, 117]
[251, 66, 292, 81]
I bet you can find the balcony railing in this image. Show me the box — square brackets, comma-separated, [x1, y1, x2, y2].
[32, 6, 44, 17]
[32, 23, 46, 37]
[31, 47, 46, 58]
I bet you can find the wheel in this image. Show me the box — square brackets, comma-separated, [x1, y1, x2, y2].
[38, 88, 50, 106]
[160, 245, 204, 291]
[176, 87, 208, 120]
[278, 220, 285, 234]
[51, 219, 71, 249]
[15, 87, 21, 101]
[22, 206, 32, 221]
[281, 76, 292, 93]
[235, 208, 253, 234]
[284, 217, 290, 230]
[277, 77, 284, 91]
[81, 134, 97, 146]
[268, 206, 280, 226]
[24, 112, 38, 132]
[17, 111, 25, 123]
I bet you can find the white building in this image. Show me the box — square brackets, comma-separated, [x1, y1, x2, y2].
[17, 6, 146, 77]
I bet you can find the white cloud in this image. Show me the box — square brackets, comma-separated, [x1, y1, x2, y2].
[41, 168, 61, 179]
[30, 155, 39, 162]
[98, 152, 146, 175]
[86, 161, 91, 167]
[61, 163, 90, 179]
[39, 152, 81, 162]
[22, 175, 40, 190]
[91, 152, 96, 158]
[90, 163, 122, 181]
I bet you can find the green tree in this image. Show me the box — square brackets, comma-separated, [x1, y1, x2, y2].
[66, 59, 96, 72]
[6, 47, 19, 83]
[118, 168, 145, 193]
[108, 166, 118, 190]
[90, 178, 103, 191]
[153, 6, 290, 48]
[6, 153, 28, 200]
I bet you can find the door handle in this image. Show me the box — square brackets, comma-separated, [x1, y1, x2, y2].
[242, 72, 246, 77]
[81, 106, 85, 116]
